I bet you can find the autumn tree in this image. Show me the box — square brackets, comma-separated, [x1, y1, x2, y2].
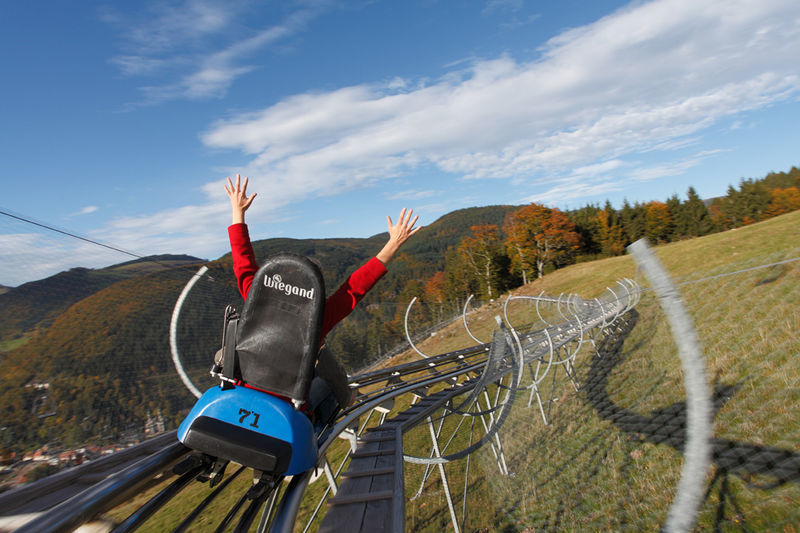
[504, 204, 581, 281]
[458, 224, 505, 299]
[645, 201, 673, 243]
[424, 271, 446, 304]
[709, 189, 736, 230]
[423, 271, 448, 323]
[765, 186, 800, 218]
[596, 201, 625, 256]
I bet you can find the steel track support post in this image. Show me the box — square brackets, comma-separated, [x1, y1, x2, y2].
[426, 416, 461, 533]
[475, 394, 503, 473]
[487, 376, 511, 475]
[479, 390, 509, 476]
[322, 458, 338, 496]
[525, 360, 541, 401]
[546, 356, 559, 422]
[527, 378, 548, 425]
[412, 407, 449, 499]
[477, 390, 508, 476]
[460, 415, 477, 533]
[564, 357, 580, 392]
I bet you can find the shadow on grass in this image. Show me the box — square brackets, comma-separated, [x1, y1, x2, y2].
[584, 310, 800, 530]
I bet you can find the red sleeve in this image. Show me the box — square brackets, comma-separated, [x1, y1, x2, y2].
[228, 223, 259, 299]
[321, 257, 387, 339]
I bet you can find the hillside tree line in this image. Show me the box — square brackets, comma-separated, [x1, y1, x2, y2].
[414, 166, 800, 322]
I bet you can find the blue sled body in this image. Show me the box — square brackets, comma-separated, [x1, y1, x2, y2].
[178, 385, 317, 476]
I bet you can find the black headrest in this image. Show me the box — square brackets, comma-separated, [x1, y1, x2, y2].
[235, 253, 325, 403]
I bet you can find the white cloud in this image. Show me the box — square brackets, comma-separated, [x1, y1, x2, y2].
[387, 190, 439, 201]
[201, 0, 800, 211]
[109, 1, 329, 106]
[484, 0, 524, 14]
[526, 181, 626, 206]
[529, 149, 729, 205]
[114, 0, 239, 54]
[68, 206, 99, 217]
[627, 150, 727, 182]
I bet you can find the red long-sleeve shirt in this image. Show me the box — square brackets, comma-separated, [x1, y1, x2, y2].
[228, 223, 387, 339]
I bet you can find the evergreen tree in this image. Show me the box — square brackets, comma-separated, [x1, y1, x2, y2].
[567, 204, 602, 257]
[736, 178, 770, 224]
[666, 194, 683, 240]
[620, 200, 647, 243]
[761, 166, 800, 190]
[682, 187, 713, 236]
[709, 185, 739, 230]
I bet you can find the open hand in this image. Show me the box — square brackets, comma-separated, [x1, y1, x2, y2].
[387, 207, 421, 248]
[225, 174, 256, 224]
[377, 208, 422, 265]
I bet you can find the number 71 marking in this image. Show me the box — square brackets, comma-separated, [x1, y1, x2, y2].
[238, 408, 261, 428]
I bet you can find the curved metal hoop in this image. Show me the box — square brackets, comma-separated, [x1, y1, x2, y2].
[405, 296, 433, 359]
[169, 266, 208, 399]
[462, 294, 488, 345]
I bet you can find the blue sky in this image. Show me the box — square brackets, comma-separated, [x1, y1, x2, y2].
[2, 0, 800, 286]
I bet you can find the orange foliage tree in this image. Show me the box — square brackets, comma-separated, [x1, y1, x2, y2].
[504, 204, 581, 281]
[424, 271, 446, 304]
[765, 187, 800, 218]
[645, 201, 673, 243]
[596, 207, 626, 256]
[422, 271, 448, 323]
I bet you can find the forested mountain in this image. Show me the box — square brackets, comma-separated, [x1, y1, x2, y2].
[0, 255, 204, 347]
[0, 206, 517, 452]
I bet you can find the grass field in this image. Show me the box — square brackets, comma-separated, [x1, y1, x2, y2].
[103, 210, 800, 531]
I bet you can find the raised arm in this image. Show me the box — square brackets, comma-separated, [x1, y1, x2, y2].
[225, 173, 257, 225]
[225, 174, 259, 298]
[376, 207, 422, 266]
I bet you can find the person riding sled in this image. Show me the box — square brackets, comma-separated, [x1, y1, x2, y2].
[224, 174, 421, 428]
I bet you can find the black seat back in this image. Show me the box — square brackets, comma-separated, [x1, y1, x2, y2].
[235, 253, 325, 404]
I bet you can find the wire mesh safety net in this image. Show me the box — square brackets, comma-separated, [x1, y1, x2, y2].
[0, 212, 242, 454]
[398, 238, 799, 531]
